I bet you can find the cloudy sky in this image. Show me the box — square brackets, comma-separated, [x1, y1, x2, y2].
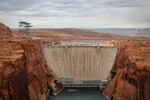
[0, 0, 150, 28]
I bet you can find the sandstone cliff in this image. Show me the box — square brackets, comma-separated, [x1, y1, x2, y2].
[0, 24, 58, 100]
[105, 39, 150, 100]
[0, 39, 58, 100]
[0, 23, 13, 39]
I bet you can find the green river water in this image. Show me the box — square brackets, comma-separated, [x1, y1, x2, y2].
[49, 88, 106, 100]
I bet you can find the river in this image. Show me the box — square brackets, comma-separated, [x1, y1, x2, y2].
[49, 88, 106, 100]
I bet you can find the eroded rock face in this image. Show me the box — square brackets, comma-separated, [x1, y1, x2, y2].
[0, 24, 59, 100]
[0, 23, 13, 39]
[0, 39, 58, 100]
[105, 39, 150, 100]
[0, 23, 57, 100]
[21, 40, 50, 100]
[0, 40, 28, 100]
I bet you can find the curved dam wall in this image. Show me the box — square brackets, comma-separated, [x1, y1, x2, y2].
[43, 46, 117, 80]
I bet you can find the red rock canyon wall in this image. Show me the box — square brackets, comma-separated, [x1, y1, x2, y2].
[105, 39, 150, 100]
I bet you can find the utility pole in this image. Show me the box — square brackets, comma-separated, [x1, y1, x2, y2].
[19, 21, 32, 38]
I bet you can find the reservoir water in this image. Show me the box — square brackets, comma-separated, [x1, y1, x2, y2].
[49, 88, 106, 100]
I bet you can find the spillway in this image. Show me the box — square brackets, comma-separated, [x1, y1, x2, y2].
[43, 44, 117, 81]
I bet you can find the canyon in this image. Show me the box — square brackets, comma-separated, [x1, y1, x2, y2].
[105, 39, 150, 100]
[0, 24, 59, 100]
[0, 23, 150, 100]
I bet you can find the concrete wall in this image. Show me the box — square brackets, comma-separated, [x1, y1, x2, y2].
[43, 46, 117, 80]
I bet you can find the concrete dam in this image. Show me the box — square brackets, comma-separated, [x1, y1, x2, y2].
[43, 41, 117, 89]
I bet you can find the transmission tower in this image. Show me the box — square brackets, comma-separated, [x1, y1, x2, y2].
[19, 21, 32, 38]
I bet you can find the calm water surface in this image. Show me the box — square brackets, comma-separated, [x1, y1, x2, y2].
[49, 88, 106, 100]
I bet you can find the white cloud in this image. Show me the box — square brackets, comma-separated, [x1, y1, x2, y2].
[0, 0, 150, 28]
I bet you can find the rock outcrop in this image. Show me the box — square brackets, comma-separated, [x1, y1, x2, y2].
[0, 40, 27, 100]
[0, 39, 58, 100]
[0, 23, 13, 39]
[0, 24, 58, 100]
[105, 39, 150, 100]
[21, 40, 52, 100]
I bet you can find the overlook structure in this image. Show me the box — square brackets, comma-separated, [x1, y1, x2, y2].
[43, 41, 117, 89]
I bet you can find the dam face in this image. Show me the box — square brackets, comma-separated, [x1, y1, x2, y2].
[43, 45, 117, 81]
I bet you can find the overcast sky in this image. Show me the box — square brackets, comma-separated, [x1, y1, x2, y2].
[0, 0, 150, 28]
